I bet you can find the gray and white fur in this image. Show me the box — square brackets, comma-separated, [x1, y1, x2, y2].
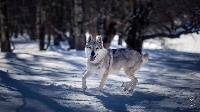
[82, 35, 148, 92]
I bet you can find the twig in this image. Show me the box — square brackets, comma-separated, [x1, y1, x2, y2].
[51, 24, 69, 41]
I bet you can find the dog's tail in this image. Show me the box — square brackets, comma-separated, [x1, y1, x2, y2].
[142, 53, 149, 64]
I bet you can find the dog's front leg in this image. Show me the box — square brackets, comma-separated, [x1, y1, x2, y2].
[98, 73, 109, 92]
[82, 71, 92, 91]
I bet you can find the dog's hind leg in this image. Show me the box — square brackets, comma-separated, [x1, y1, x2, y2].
[82, 71, 92, 91]
[124, 76, 138, 92]
[129, 76, 138, 92]
[98, 73, 109, 92]
[124, 70, 138, 92]
[123, 80, 133, 91]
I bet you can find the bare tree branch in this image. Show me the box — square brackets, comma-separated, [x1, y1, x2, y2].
[51, 24, 69, 40]
[83, 14, 101, 26]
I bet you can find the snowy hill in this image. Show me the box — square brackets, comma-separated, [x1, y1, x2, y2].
[143, 32, 200, 53]
[0, 36, 200, 112]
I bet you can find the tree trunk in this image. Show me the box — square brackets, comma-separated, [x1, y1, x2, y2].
[73, 0, 85, 50]
[36, 4, 40, 39]
[45, 6, 51, 50]
[29, 27, 36, 40]
[103, 19, 116, 48]
[125, 0, 151, 54]
[68, 28, 75, 50]
[0, 0, 11, 52]
[36, 2, 46, 51]
[39, 25, 45, 50]
[126, 25, 143, 54]
[68, 1, 75, 50]
[97, 15, 105, 37]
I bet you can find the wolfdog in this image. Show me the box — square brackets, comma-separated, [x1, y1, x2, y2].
[82, 35, 148, 92]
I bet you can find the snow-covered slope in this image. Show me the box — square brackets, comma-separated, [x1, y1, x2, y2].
[143, 32, 200, 53]
[0, 36, 200, 112]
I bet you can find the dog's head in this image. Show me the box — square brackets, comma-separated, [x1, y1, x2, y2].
[85, 35, 107, 63]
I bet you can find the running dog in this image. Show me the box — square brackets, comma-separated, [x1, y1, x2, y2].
[82, 35, 148, 92]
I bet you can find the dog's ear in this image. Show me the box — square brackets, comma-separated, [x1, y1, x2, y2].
[96, 35, 103, 43]
[88, 34, 94, 42]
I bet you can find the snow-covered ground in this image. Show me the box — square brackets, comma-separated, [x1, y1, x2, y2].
[0, 35, 200, 112]
[143, 32, 200, 53]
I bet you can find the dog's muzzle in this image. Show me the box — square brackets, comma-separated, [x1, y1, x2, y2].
[90, 55, 97, 61]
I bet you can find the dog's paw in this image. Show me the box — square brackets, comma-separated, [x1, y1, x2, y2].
[98, 89, 102, 92]
[128, 89, 134, 94]
[98, 88, 103, 92]
[83, 88, 87, 91]
[123, 87, 128, 91]
[121, 82, 125, 87]
[82, 86, 87, 91]
[123, 88, 134, 94]
[123, 88, 128, 91]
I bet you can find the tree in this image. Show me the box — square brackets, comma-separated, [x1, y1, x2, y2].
[1, 0, 199, 52]
[87, 0, 200, 53]
[126, 0, 153, 53]
[143, 0, 200, 38]
[0, 0, 12, 52]
[73, 0, 85, 50]
[50, 0, 76, 49]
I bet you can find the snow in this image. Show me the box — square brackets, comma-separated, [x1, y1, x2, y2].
[0, 35, 200, 112]
[143, 32, 200, 53]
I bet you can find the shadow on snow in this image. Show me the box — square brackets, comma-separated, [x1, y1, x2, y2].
[0, 49, 199, 111]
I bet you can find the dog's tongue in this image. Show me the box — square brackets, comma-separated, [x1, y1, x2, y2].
[90, 56, 95, 61]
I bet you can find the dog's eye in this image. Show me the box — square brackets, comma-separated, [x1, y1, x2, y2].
[88, 46, 91, 49]
[96, 47, 99, 50]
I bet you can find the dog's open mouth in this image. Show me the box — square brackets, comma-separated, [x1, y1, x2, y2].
[90, 55, 98, 61]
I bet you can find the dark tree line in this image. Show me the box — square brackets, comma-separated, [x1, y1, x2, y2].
[0, 0, 200, 53]
[89, 0, 200, 53]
